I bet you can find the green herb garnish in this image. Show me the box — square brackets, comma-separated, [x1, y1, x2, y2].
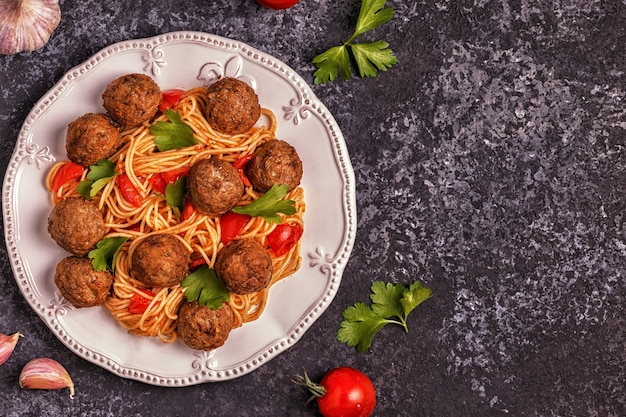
[149, 109, 197, 151]
[76, 159, 118, 199]
[337, 280, 433, 352]
[313, 0, 398, 84]
[165, 176, 186, 215]
[180, 266, 230, 310]
[88, 237, 128, 273]
[232, 184, 296, 224]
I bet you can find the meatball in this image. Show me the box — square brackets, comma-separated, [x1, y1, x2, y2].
[65, 112, 121, 167]
[246, 139, 303, 193]
[177, 301, 235, 351]
[48, 197, 106, 256]
[187, 158, 244, 217]
[102, 73, 162, 127]
[131, 234, 190, 288]
[54, 256, 113, 308]
[215, 239, 273, 295]
[204, 77, 261, 135]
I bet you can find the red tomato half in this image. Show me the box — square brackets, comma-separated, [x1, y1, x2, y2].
[220, 211, 251, 245]
[317, 367, 376, 417]
[159, 89, 185, 112]
[256, 0, 299, 9]
[52, 161, 84, 193]
[128, 289, 156, 314]
[267, 223, 303, 257]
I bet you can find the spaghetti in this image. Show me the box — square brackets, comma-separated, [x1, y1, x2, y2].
[46, 87, 305, 343]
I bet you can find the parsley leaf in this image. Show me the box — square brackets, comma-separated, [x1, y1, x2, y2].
[313, 0, 398, 84]
[351, 41, 398, 77]
[180, 266, 230, 310]
[337, 280, 433, 352]
[354, 0, 394, 36]
[337, 303, 388, 354]
[88, 237, 128, 273]
[149, 109, 197, 151]
[231, 184, 296, 224]
[165, 176, 186, 215]
[311, 45, 352, 84]
[76, 159, 118, 199]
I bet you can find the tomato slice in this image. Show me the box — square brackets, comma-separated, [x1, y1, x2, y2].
[233, 154, 252, 187]
[117, 173, 143, 208]
[220, 211, 251, 245]
[267, 223, 303, 257]
[128, 289, 156, 314]
[52, 161, 84, 193]
[180, 198, 195, 223]
[256, 0, 299, 9]
[148, 167, 190, 195]
[148, 173, 167, 194]
[159, 89, 185, 112]
[161, 166, 190, 184]
[190, 257, 207, 270]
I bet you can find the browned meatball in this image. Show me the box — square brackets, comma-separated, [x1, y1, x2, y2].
[187, 158, 244, 217]
[177, 301, 235, 351]
[65, 113, 121, 167]
[204, 77, 261, 135]
[54, 256, 113, 308]
[48, 197, 106, 256]
[131, 234, 190, 288]
[215, 239, 273, 295]
[246, 139, 303, 193]
[102, 73, 162, 127]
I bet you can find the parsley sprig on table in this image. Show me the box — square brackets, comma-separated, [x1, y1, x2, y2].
[337, 280, 433, 352]
[313, 0, 398, 84]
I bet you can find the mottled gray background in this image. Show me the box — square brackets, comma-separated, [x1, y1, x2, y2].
[0, 1, 624, 416]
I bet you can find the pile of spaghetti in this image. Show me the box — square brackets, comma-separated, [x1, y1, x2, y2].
[46, 87, 305, 343]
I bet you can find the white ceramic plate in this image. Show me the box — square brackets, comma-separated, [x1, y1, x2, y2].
[3, 31, 356, 385]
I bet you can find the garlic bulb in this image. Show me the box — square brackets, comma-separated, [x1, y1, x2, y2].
[19, 357, 75, 398]
[0, 0, 61, 55]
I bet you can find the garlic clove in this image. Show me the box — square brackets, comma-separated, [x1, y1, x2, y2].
[0, 0, 62, 55]
[19, 357, 75, 398]
[0, 332, 22, 366]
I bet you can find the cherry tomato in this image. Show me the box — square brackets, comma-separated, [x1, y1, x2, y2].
[52, 161, 84, 193]
[296, 367, 376, 417]
[256, 0, 299, 9]
[267, 223, 303, 257]
[128, 289, 155, 314]
[117, 173, 143, 208]
[220, 211, 252, 245]
[159, 89, 185, 112]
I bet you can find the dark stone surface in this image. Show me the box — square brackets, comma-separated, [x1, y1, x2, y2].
[0, 1, 624, 416]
